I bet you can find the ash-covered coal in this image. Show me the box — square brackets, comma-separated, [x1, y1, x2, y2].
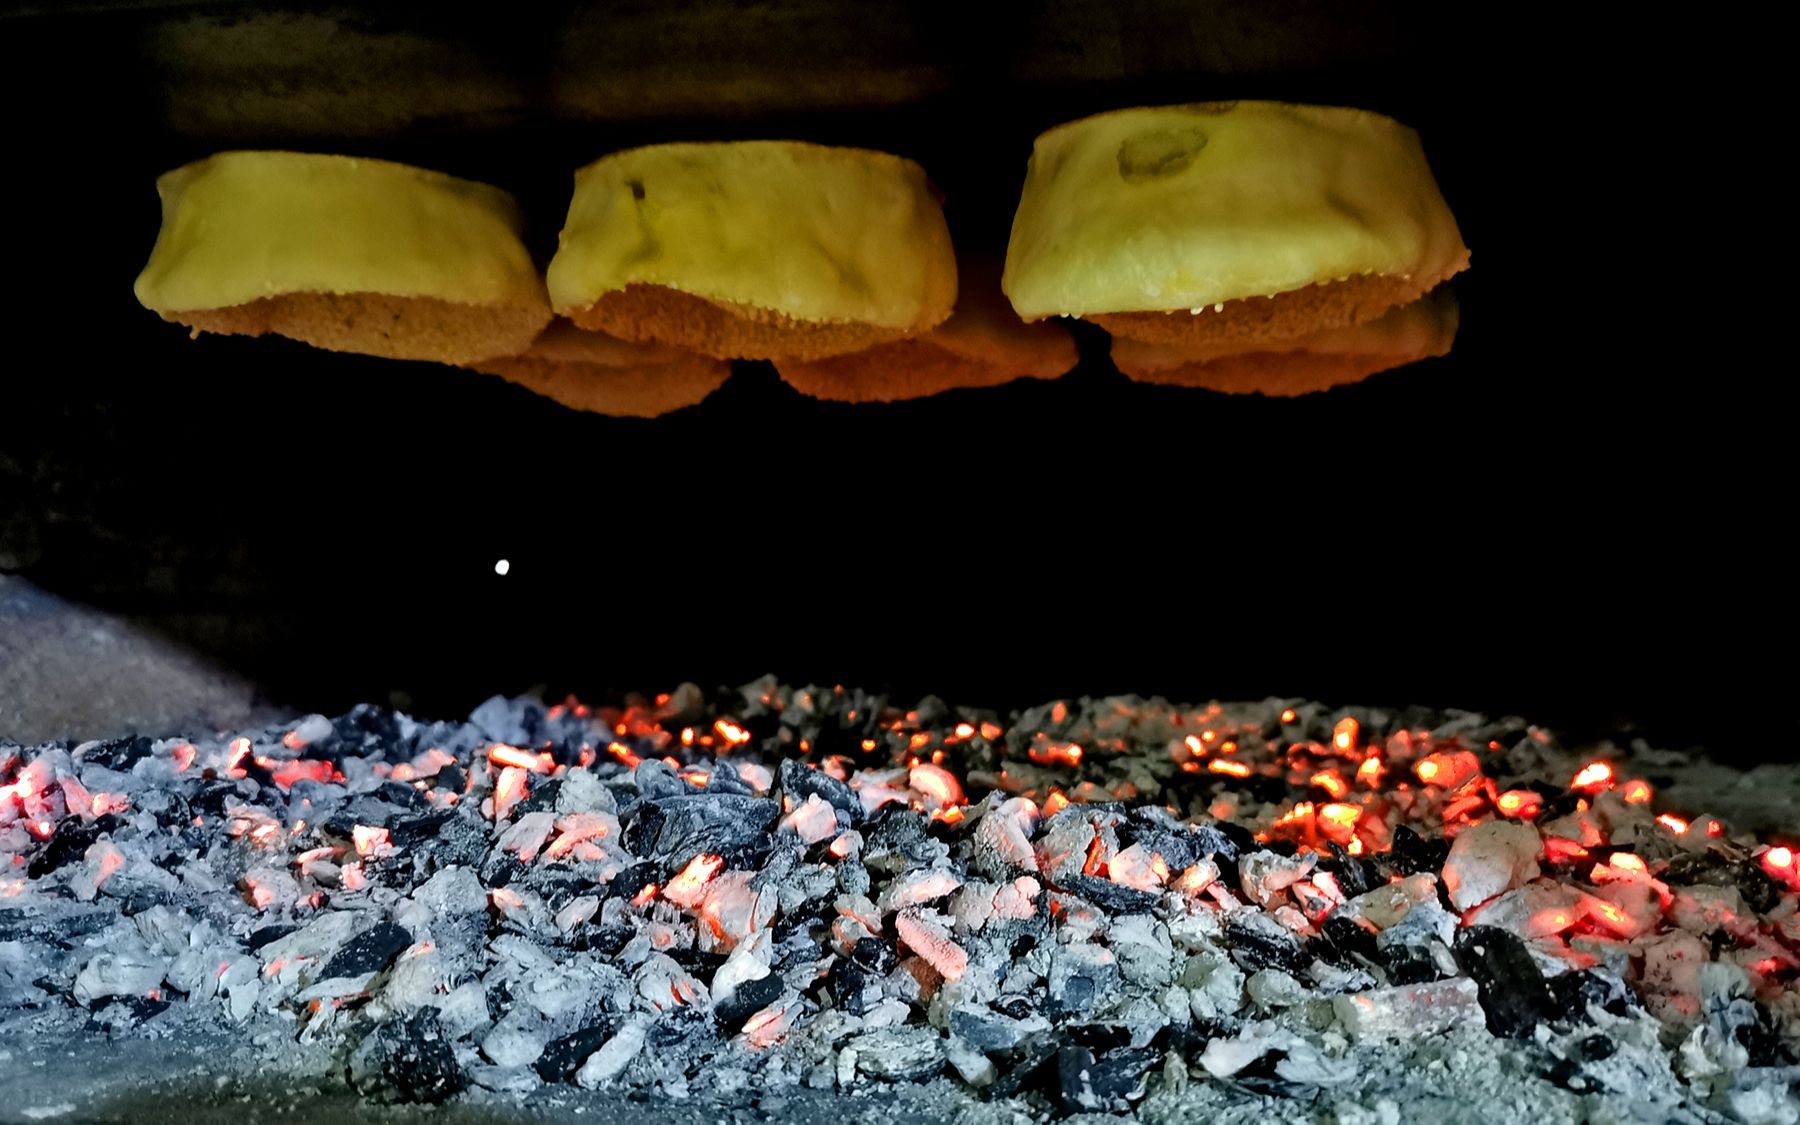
[1, 680, 1798, 1122]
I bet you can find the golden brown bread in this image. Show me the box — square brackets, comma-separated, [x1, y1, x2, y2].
[468, 320, 730, 417]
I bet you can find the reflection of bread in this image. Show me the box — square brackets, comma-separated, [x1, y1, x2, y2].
[777, 259, 1076, 402]
[547, 141, 956, 361]
[1111, 287, 1458, 396]
[468, 321, 729, 417]
[1004, 102, 1468, 348]
[134, 152, 551, 364]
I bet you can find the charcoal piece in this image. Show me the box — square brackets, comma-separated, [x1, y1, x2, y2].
[512, 778, 562, 818]
[986, 1033, 1061, 1098]
[829, 957, 882, 1016]
[317, 922, 412, 980]
[351, 1010, 464, 1104]
[390, 806, 457, 842]
[1549, 968, 1635, 1020]
[436, 765, 467, 795]
[862, 809, 945, 871]
[1058, 1044, 1153, 1112]
[1321, 846, 1378, 897]
[995, 995, 1036, 1021]
[190, 781, 239, 816]
[1453, 925, 1557, 1037]
[633, 760, 688, 800]
[852, 936, 897, 973]
[1735, 865, 1784, 914]
[778, 759, 861, 822]
[702, 761, 756, 796]
[1317, 916, 1379, 967]
[1737, 1007, 1798, 1067]
[245, 923, 298, 951]
[849, 1027, 944, 1080]
[647, 1007, 717, 1055]
[1047, 944, 1120, 1019]
[1387, 825, 1448, 876]
[604, 863, 661, 904]
[27, 814, 122, 878]
[950, 1007, 1036, 1051]
[713, 833, 778, 873]
[79, 735, 153, 771]
[535, 1021, 615, 1082]
[95, 993, 170, 1022]
[480, 852, 527, 889]
[622, 794, 779, 864]
[329, 705, 409, 760]
[1054, 874, 1158, 915]
[1224, 913, 1308, 975]
[715, 973, 785, 1031]
[414, 813, 486, 867]
[1381, 944, 1442, 986]
[665, 948, 726, 973]
[375, 780, 427, 810]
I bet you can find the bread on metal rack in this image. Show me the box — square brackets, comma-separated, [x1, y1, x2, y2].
[1004, 102, 1468, 351]
[547, 141, 957, 361]
[134, 151, 551, 364]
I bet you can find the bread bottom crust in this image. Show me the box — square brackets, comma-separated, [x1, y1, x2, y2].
[469, 353, 730, 418]
[1089, 254, 1467, 348]
[564, 284, 933, 361]
[169, 292, 552, 365]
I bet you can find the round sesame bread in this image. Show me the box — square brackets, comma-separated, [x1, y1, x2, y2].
[547, 141, 957, 361]
[134, 151, 551, 364]
[1003, 102, 1468, 345]
[777, 258, 1076, 402]
[468, 320, 730, 418]
[1110, 287, 1458, 396]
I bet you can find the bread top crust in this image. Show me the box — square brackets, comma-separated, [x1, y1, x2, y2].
[1003, 102, 1468, 320]
[134, 151, 548, 314]
[547, 141, 957, 332]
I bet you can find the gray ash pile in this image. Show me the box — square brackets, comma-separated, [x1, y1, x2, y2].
[2, 679, 1797, 1121]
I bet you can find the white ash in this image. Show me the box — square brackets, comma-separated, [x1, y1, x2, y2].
[0, 681, 1796, 1123]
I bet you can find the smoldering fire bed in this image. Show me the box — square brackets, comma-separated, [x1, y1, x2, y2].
[0, 2, 1788, 1123]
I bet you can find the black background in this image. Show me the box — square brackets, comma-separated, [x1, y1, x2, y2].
[0, 3, 1779, 756]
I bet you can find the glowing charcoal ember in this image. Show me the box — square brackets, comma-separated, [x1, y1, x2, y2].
[490, 766, 530, 821]
[907, 762, 964, 811]
[1466, 882, 1586, 938]
[1238, 849, 1317, 910]
[1333, 717, 1360, 753]
[664, 853, 725, 908]
[1571, 761, 1615, 792]
[1442, 821, 1542, 910]
[241, 866, 300, 910]
[1105, 843, 1171, 892]
[495, 812, 556, 863]
[894, 908, 967, 981]
[1495, 789, 1543, 819]
[351, 824, 393, 859]
[542, 811, 619, 859]
[740, 998, 799, 1047]
[778, 793, 839, 844]
[1412, 750, 1480, 790]
[486, 743, 550, 773]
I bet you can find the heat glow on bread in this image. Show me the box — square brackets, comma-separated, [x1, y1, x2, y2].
[776, 258, 1076, 402]
[134, 151, 551, 364]
[1110, 287, 1459, 396]
[1003, 102, 1468, 348]
[546, 141, 957, 361]
[467, 320, 730, 418]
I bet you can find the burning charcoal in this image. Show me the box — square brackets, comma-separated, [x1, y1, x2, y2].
[350, 1010, 465, 1104]
[436, 763, 467, 794]
[1453, 925, 1558, 1037]
[715, 971, 784, 1031]
[862, 809, 950, 873]
[1549, 966, 1637, 1021]
[1224, 911, 1308, 975]
[1053, 873, 1160, 915]
[77, 735, 153, 771]
[534, 1022, 615, 1083]
[847, 1026, 946, 1081]
[623, 794, 778, 867]
[1058, 1044, 1154, 1112]
[245, 923, 298, 951]
[26, 814, 121, 878]
[985, 1032, 1061, 1098]
[1331, 977, 1482, 1041]
[1318, 915, 1380, 967]
[317, 922, 412, 980]
[948, 1006, 1048, 1051]
[387, 808, 455, 849]
[1442, 821, 1542, 910]
[779, 759, 861, 822]
[1388, 824, 1449, 876]
[1047, 942, 1120, 1018]
[575, 1016, 650, 1088]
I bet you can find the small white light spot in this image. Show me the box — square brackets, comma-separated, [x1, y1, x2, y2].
[493, 559, 510, 576]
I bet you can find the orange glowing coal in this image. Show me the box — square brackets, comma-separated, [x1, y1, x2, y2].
[1657, 813, 1690, 835]
[714, 719, 752, 746]
[1571, 761, 1614, 791]
[1311, 771, 1348, 799]
[631, 883, 659, 908]
[1495, 790, 1542, 818]
[665, 853, 725, 907]
[1621, 779, 1653, 805]
[1333, 717, 1359, 753]
[487, 744, 550, 773]
[1209, 760, 1250, 778]
[1043, 790, 1070, 815]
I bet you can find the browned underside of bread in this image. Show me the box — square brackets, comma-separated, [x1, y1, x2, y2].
[564, 284, 919, 361]
[1119, 348, 1424, 397]
[469, 354, 730, 418]
[170, 293, 552, 365]
[1090, 263, 1463, 348]
[776, 338, 1061, 403]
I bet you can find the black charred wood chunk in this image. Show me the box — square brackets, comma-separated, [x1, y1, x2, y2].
[778, 758, 862, 822]
[986, 1032, 1061, 1099]
[27, 814, 122, 878]
[1548, 967, 1636, 1021]
[1453, 925, 1557, 1037]
[583, 926, 633, 957]
[1058, 1045, 1154, 1112]
[80, 735, 153, 771]
[623, 794, 778, 863]
[436, 764, 467, 795]
[1381, 943, 1442, 985]
[1224, 913, 1308, 975]
[245, 923, 298, 951]
[604, 863, 661, 904]
[1389, 825, 1449, 876]
[829, 957, 881, 1015]
[1319, 915, 1379, 966]
[535, 1021, 615, 1083]
[1054, 875, 1158, 915]
[387, 809, 455, 848]
[317, 922, 412, 980]
[352, 1010, 464, 1104]
[715, 973, 785, 1031]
